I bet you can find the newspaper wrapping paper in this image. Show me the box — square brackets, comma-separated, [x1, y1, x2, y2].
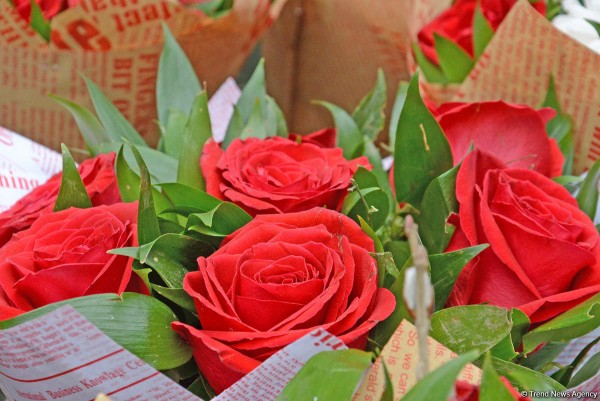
[407, 0, 600, 174]
[0, 0, 286, 152]
[0, 306, 345, 401]
[262, 0, 412, 138]
[352, 320, 482, 401]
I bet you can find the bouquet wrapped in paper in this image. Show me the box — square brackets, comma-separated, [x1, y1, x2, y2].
[0, 0, 287, 151]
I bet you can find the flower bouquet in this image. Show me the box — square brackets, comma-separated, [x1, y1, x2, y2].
[0, 25, 599, 401]
[0, 0, 287, 152]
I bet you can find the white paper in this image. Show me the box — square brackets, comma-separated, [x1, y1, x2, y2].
[207, 77, 241, 143]
[0, 306, 348, 401]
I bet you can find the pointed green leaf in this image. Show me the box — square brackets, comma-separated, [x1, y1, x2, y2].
[481, 355, 518, 401]
[127, 143, 161, 245]
[577, 157, 600, 223]
[159, 182, 221, 213]
[394, 72, 453, 206]
[415, 164, 459, 253]
[239, 98, 268, 140]
[380, 361, 394, 401]
[266, 95, 289, 137]
[222, 106, 245, 147]
[49, 94, 109, 154]
[358, 216, 384, 253]
[570, 350, 600, 387]
[54, 145, 93, 211]
[491, 357, 565, 392]
[157, 24, 202, 128]
[522, 293, 600, 354]
[434, 34, 475, 83]
[316, 101, 364, 159]
[116, 146, 141, 202]
[389, 82, 409, 150]
[151, 285, 196, 313]
[187, 202, 252, 237]
[29, 0, 50, 41]
[177, 91, 212, 189]
[0, 293, 192, 370]
[364, 140, 395, 211]
[412, 43, 448, 84]
[473, 4, 494, 59]
[430, 305, 512, 355]
[402, 351, 479, 401]
[542, 76, 573, 175]
[98, 143, 178, 184]
[83, 77, 147, 147]
[352, 69, 387, 140]
[162, 110, 189, 158]
[277, 350, 372, 401]
[371, 251, 399, 290]
[429, 245, 488, 309]
[235, 58, 267, 122]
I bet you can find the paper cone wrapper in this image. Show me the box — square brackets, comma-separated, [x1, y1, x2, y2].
[0, 0, 287, 151]
[410, 0, 600, 174]
[262, 0, 413, 139]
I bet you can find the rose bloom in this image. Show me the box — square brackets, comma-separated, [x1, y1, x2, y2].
[417, 0, 546, 65]
[0, 203, 146, 320]
[173, 208, 395, 393]
[446, 150, 600, 325]
[436, 101, 563, 177]
[201, 129, 370, 216]
[451, 379, 531, 401]
[0, 153, 120, 247]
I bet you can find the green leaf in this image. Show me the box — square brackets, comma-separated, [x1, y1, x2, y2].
[359, 216, 384, 253]
[222, 106, 245, 147]
[522, 293, 600, 354]
[49, 94, 109, 154]
[429, 245, 487, 310]
[29, 0, 50, 41]
[116, 146, 141, 202]
[239, 98, 268, 140]
[553, 336, 600, 386]
[520, 342, 567, 371]
[127, 143, 161, 245]
[316, 101, 364, 159]
[187, 202, 252, 237]
[415, 164, 459, 253]
[343, 186, 390, 231]
[277, 350, 372, 401]
[542, 76, 574, 175]
[266, 95, 289, 137]
[430, 305, 512, 355]
[508, 308, 530, 351]
[162, 110, 189, 158]
[137, 234, 212, 285]
[187, 374, 217, 399]
[177, 91, 212, 190]
[0, 293, 192, 370]
[393, 72, 453, 207]
[83, 77, 147, 147]
[157, 23, 202, 128]
[380, 361, 394, 401]
[159, 183, 222, 213]
[371, 251, 399, 290]
[491, 357, 565, 392]
[481, 355, 518, 401]
[401, 351, 479, 401]
[234, 58, 267, 123]
[570, 351, 600, 387]
[352, 69, 387, 140]
[99, 143, 178, 184]
[577, 158, 600, 221]
[434, 34, 475, 83]
[586, 19, 600, 36]
[473, 3, 494, 59]
[364, 140, 395, 211]
[412, 43, 447, 84]
[385, 240, 411, 274]
[54, 145, 93, 211]
[389, 82, 409, 150]
[151, 285, 196, 313]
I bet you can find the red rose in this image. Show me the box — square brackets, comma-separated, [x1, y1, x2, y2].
[436, 101, 564, 177]
[0, 153, 120, 247]
[447, 150, 600, 324]
[0, 203, 146, 320]
[201, 129, 370, 216]
[451, 379, 531, 401]
[417, 0, 546, 66]
[172, 208, 395, 393]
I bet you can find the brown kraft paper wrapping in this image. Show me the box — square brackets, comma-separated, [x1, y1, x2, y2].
[262, 0, 413, 137]
[410, 0, 600, 174]
[0, 0, 287, 151]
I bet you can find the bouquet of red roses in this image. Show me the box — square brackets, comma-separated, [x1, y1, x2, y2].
[0, 26, 598, 400]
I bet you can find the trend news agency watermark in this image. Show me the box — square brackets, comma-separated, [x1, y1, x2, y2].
[521, 390, 599, 399]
